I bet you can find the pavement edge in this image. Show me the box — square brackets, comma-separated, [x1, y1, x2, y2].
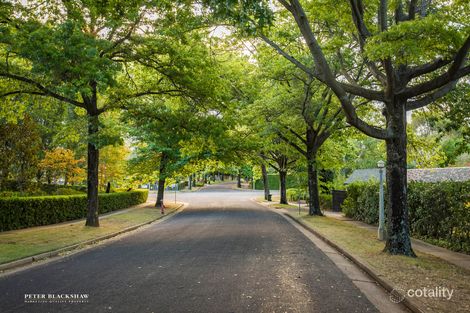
[0, 202, 186, 273]
[283, 212, 424, 313]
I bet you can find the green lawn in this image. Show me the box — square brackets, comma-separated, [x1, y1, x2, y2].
[0, 202, 182, 264]
[301, 215, 470, 313]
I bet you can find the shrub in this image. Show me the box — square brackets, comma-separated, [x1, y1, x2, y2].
[343, 180, 470, 254]
[319, 193, 332, 210]
[287, 188, 309, 202]
[0, 189, 148, 232]
[53, 188, 85, 195]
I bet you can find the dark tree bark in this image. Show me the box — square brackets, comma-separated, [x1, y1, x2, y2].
[155, 152, 168, 210]
[261, 163, 270, 200]
[279, 170, 288, 204]
[221, 174, 224, 181]
[237, 172, 242, 188]
[383, 101, 415, 256]
[305, 124, 323, 216]
[307, 155, 321, 216]
[155, 177, 165, 209]
[85, 113, 100, 227]
[105, 182, 111, 193]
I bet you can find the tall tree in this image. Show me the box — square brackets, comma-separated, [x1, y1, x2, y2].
[0, 1, 213, 226]
[261, 139, 298, 205]
[206, 0, 470, 256]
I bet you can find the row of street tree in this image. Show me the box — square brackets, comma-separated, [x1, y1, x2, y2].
[0, 0, 468, 256]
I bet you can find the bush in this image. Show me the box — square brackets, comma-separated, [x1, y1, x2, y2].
[53, 188, 85, 195]
[0, 189, 148, 232]
[343, 181, 383, 224]
[320, 193, 332, 210]
[343, 180, 470, 254]
[287, 188, 309, 202]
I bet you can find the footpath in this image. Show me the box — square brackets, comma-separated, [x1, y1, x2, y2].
[290, 204, 470, 271]
[256, 199, 470, 313]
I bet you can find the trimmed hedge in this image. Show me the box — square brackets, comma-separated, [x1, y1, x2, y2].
[255, 174, 297, 190]
[0, 190, 148, 232]
[343, 181, 470, 254]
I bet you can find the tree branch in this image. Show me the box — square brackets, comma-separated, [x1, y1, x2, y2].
[407, 58, 452, 80]
[0, 90, 45, 97]
[348, 0, 371, 46]
[0, 72, 85, 108]
[399, 65, 470, 99]
[277, 131, 307, 156]
[406, 81, 458, 111]
[278, 0, 391, 140]
[259, 33, 315, 77]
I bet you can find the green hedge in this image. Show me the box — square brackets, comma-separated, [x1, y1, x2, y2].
[255, 174, 298, 190]
[343, 181, 470, 254]
[0, 190, 148, 232]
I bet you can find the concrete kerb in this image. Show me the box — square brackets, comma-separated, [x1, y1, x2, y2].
[283, 213, 424, 313]
[252, 199, 423, 313]
[0, 202, 186, 273]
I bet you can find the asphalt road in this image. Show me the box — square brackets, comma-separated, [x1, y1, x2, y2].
[0, 182, 378, 313]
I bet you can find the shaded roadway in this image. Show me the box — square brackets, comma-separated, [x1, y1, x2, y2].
[0, 182, 378, 313]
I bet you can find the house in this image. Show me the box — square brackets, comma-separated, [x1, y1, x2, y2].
[344, 167, 470, 185]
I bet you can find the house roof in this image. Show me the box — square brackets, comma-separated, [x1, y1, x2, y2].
[345, 167, 470, 184]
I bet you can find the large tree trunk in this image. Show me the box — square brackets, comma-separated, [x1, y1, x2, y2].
[279, 170, 288, 204]
[85, 113, 100, 227]
[237, 172, 242, 188]
[307, 153, 321, 216]
[384, 102, 415, 256]
[155, 152, 168, 210]
[261, 163, 270, 200]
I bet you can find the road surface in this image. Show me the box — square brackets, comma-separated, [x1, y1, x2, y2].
[0, 182, 379, 312]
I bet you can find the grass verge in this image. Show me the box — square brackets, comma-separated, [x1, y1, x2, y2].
[301, 214, 470, 313]
[0, 202, 182, 264]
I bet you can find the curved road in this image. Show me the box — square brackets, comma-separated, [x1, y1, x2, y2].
[0, 182, 379, 312]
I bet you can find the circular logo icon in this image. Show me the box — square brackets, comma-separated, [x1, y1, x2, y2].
[389, 288, 406, 303]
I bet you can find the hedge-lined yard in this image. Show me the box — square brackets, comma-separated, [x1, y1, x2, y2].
[0, 190, 148, 232]
[343, 181, 470, 254]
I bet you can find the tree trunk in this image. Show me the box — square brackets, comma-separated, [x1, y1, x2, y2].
[221, 174, 224, 181]
[279, 170, 288, 204]
[155, 177, 165, 209]
[261, 163, 270, 200]
[237, 172, 242, 188]
[188, 175, 192, 190]
[307, 154, 322, 215]
[383, 102, 415, 256]
[155, 152, 168, 210]
[105, 182, 111, 193]
[85, 113, 100, 227]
